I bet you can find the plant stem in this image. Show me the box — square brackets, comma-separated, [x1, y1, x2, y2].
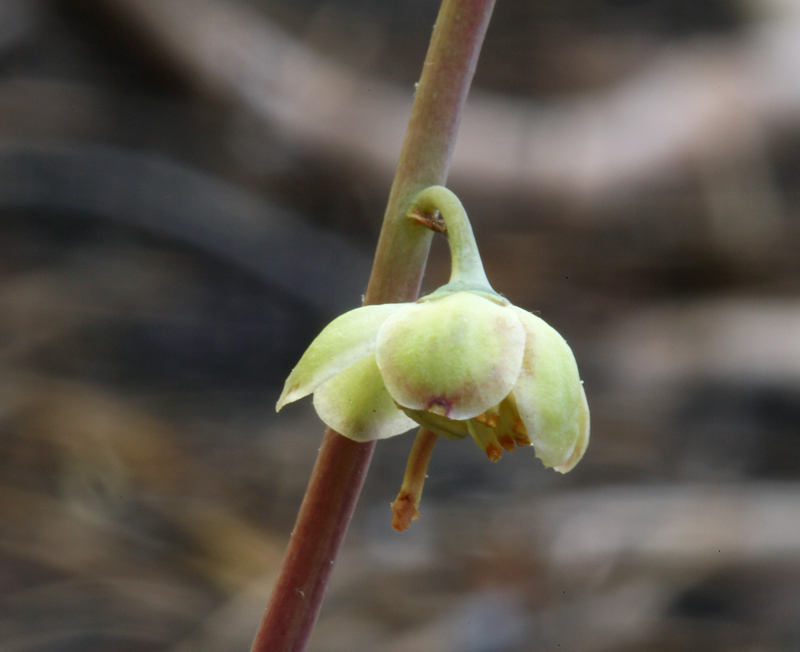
[250, 2, 496, 651]
[365, 0, 497, 305]
[249, 428, 374, 652]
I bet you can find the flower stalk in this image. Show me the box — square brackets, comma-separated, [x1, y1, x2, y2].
[409, 185, 492, 290]
[249, 2, 496, 651]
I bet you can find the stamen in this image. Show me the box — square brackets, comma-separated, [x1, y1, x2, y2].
[485, 442, 503, 462]
[467, 418, 505, 462]
[497, 434, 517, 452]
[512, 417, 532, 446]
[475, 412, 498, 427]
[391, 428, 439, 532]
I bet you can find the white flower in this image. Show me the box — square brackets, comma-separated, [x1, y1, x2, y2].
[277, 186, 589, 472]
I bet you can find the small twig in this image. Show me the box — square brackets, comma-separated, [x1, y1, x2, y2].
[407, 207, 448, 234]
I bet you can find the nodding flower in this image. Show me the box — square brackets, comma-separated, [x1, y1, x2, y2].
[276, 186, 589, 530]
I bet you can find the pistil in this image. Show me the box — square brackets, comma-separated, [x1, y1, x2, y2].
[391, 428, 439, 531]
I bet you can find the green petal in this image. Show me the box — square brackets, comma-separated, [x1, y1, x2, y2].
[554, 384, 590, 473]
[375, 292, 525, 421]
[511, 307, 588, 469]
[276, 303, 405, 410]
[313, 354, 417, 442]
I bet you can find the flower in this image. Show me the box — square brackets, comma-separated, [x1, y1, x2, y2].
[276, 186, 589, 475]
[278, 186, 589, 531]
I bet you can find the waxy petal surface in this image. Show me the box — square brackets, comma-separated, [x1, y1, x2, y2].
[277, 303, 404, 410]
[554, 385, 590, 473]
[313, 354, 417, 442]
[511, 307, 587, 469]
[375, 292, 525, 421]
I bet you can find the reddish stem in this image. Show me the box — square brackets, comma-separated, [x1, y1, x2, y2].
[250, 428, 373, 652]
[250, 1, 496, 651]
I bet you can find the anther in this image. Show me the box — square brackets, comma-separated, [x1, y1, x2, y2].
[484, 443, 503, 463]
[512, 418, 532, 446]
[498, 434, 517, 452]
[475, 412, 499, 427]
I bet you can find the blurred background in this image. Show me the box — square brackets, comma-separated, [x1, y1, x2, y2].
[2, 0, 800, 650]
